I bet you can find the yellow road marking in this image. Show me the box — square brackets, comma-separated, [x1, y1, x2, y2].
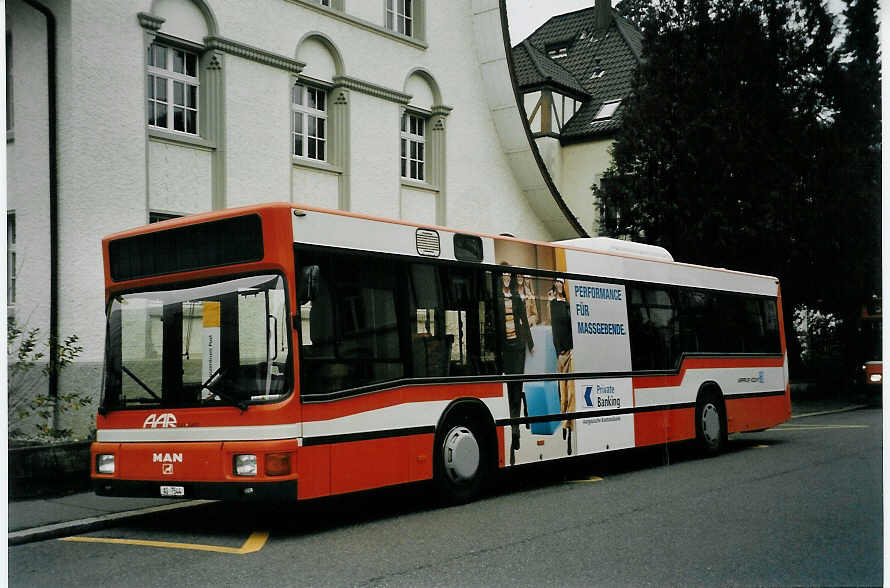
[569, 476, 603, 483]
[59, 531, 269, 555]
[754, 444, 769, 448]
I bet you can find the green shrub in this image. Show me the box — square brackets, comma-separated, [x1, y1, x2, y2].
[7, 318, 89, 441]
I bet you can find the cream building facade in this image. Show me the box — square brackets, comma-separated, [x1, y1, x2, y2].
[6, 0, 584, 434]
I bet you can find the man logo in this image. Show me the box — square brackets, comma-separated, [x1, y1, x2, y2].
[143, 413, 177, 428]
[154, 453, 182, 475]
[153, 453, 183, 463]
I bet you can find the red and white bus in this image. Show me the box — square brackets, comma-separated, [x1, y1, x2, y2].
[92, 203, 790, 502]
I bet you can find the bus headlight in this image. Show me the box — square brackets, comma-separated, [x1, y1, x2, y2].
[869, 373, 882, 383]
[96, 454, 115, 474]
[234, 454, 257, 476]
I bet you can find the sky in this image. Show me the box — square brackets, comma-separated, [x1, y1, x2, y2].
[506, 0, 594, 44]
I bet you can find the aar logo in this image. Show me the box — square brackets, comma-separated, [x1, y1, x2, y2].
[143, 413, 177, 428]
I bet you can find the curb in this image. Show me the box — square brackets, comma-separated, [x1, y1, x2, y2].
[8, 499, 213, 546]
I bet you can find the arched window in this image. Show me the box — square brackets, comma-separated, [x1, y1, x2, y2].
[140, 0, 219, 143]
[293, 34, 345, 166]
[401, 70, 448, 188]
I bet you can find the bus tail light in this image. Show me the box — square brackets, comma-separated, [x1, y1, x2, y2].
[265, 453, 292, 476]
[96, 454, 115, 474]
[234, 454, 257, 476]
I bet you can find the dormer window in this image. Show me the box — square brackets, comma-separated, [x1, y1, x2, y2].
[590, 60, 605, 79]
[592, 99, 621, 122]
[547, 45, 569, 59]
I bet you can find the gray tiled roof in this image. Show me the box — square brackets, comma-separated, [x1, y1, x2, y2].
[513, 6, 642, 142]
[512, 40, 589, 99]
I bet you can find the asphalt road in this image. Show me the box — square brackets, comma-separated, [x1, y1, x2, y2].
[10, 407, 883, 587]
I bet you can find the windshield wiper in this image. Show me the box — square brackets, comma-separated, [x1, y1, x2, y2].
[201, 366, 247, 412]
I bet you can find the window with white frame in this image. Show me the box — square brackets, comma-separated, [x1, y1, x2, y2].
[401, 112, 425, 181]
[7, 213, 15, 306]
[292, 82, 327, 161]
[386, 0, 413, 37]
[592, 99, 621, 122]
[147, 42, 199, 135]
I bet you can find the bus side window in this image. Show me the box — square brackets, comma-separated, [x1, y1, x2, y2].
[409, 263, 447, 377]
[443, 268, 479, 376]
[762, 299, 781, 353]
[628, 285, 677, 370]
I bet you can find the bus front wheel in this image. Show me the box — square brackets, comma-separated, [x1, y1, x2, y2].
[434, 414, 491, 504]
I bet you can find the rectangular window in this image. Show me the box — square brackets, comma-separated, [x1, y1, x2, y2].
[592, 99, 621, 122]
[628, 285, 677, 370]
[386, 0, 413, 36]
[400, 112, 425, 181]
[297, 249, 497, 397]
[292, 83, 327, 161]
[147, 42, 199, 135]
[7, 213, 15, 305]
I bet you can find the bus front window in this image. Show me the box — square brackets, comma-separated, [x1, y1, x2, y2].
[101, 274, 290, 411]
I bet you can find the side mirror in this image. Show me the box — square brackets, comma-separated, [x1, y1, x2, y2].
[298, 265, 320, 305]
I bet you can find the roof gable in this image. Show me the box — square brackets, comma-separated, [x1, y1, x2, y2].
[512, 40, 589, 99]
[516, 6, 643, 141]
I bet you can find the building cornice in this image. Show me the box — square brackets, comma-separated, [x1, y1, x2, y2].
[137, 12, 165, 32]
[431, 105, 453, 117]
[204, 36, 305, 74]
[333, 76, 411, 104]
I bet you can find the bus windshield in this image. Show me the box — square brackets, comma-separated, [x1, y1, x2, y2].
[101, 274, 290, 412]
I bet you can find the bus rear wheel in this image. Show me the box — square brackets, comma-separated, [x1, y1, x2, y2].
[434, 414, 491, 504]
[696, 393, 727, 455]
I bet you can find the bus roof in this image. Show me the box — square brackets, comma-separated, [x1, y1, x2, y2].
[104, 202, 780, 296]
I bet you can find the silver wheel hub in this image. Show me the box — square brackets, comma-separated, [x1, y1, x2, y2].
[701, 403, 721, 445]
[443, 426, 480, 483]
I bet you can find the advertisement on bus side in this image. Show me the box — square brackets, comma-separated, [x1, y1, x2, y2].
[494, 242, 635, 465]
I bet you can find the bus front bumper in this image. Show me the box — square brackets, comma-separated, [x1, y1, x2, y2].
[92, 478, 298, 501]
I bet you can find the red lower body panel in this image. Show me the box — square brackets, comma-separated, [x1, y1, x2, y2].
[634, 408, 696, 447]
[725, 394, 790, 433]
[297, 434, 435, 500]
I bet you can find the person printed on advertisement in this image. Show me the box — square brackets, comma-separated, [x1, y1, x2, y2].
[549, 278, 575, 455]
[516, 274, 539, 327]
[496, 264, 534, 464]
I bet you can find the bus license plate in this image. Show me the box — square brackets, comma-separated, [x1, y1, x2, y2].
[160, 485, 185, 497]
